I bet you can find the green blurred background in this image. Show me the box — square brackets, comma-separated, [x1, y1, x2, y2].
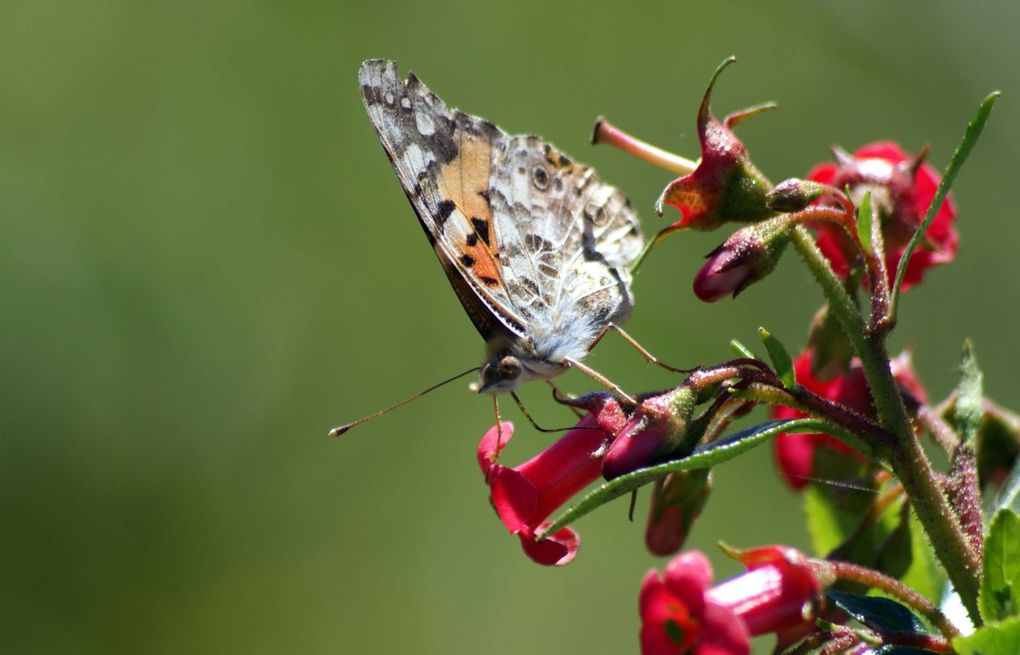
[2, 1, 1017, 653]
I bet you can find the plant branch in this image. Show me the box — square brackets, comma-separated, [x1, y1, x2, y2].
[823, 560, 960, 638]
[792, 226, 983, 625]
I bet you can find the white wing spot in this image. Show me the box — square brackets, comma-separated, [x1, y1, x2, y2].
[400, 97, 412, 110]
[384, 91, 395, 106]
[415, 111, 436, 136]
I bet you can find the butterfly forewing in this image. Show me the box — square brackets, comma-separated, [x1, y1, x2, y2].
[359, 60, 526, 338]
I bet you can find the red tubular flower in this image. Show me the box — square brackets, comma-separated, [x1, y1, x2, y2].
[772, 351, 927, 490]
[477, 395, 627, 566]
[639, 547, 823, 655]
[656, 59, 775, 233]
[808, 141, 958, 291]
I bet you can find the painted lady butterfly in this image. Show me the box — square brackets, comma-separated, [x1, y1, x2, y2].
[358, 59, 644, 396]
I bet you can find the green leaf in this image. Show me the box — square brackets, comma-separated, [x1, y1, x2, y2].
[954, 615, 1020, 655]
[998, 458, 1020, 515]
[827, 590, 929, 635]
[856, 190, 873, 251]
[891, 91, 1001, 315]
[980, 509, 1020, 622]
[957, 340, 984, 446]
[875, 504, 913, 582]
[540, 418, 839, 537]
[758, 326, 795, 388]
[729, 338, 755, 359]
[898, 513, 947, 605]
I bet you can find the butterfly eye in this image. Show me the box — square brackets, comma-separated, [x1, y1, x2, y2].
[498, 356, 522, 380]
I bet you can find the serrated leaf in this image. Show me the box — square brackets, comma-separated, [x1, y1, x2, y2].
[954, 615, 1020, 655]
[828, 590, 929, 635]
[729, 338, 755, 359]
[541, 418, 843, 537]
[758, 326, 796, 388]
[957, 340, 984, 446]
[980, 509, 1020, 622]
[856, 190, 873, 251]
[891, 91, 1000, 315]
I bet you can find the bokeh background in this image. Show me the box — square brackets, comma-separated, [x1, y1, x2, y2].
[2, 1, 1018, 653]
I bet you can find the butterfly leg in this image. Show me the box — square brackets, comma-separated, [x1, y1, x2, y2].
[562, 357, 637, 406]
[546, 380, 585, 418]
[489, 395, 506, 472]
[510, 391, 594, 433]
[590, 323, 689, 374]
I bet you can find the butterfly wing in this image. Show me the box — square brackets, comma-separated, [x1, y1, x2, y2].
[486, 135, 644, 363]
[359, 59, 527, 340]
[359, 59, 643, 366]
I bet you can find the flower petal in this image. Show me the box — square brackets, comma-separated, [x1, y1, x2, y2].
[477, 422, 515, 475]
[518, 524, 579, 567]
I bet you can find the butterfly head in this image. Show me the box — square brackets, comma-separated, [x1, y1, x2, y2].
[474, 352, 524, 394]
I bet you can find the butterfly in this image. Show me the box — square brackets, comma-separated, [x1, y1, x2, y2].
[358, 59, 644, 397]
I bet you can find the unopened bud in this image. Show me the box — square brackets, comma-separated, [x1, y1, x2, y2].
[602, 386, 697, 480]
[765, 178, 827, 213]
[693, 215, 793, 302]
[645, 469, 712, 556]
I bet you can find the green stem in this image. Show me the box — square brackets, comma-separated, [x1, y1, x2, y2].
[791, 226, 983, 625]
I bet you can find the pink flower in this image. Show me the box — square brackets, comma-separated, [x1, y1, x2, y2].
[808, 141, 958, 291]
[772, 351, 927, 490]
[639, 547, 822, 655]
[477, 395, 626, 566]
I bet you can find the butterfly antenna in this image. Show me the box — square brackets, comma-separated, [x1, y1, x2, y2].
[329, 366, 481, 437]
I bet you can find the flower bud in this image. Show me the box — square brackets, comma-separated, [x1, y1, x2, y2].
[765, 178, 827, 213]
[693, 215, 793, 302]
[602, 386, 697, 480]
[645, 469, 712, 556]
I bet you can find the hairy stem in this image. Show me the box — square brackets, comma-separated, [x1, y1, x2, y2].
[825, 560, 960, 638]
[792, 226, 983, 625]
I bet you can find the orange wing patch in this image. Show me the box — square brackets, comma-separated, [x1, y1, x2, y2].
[437, 135, 503, 288]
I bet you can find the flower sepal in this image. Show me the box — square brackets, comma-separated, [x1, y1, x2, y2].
[655, 58, 776, 233]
